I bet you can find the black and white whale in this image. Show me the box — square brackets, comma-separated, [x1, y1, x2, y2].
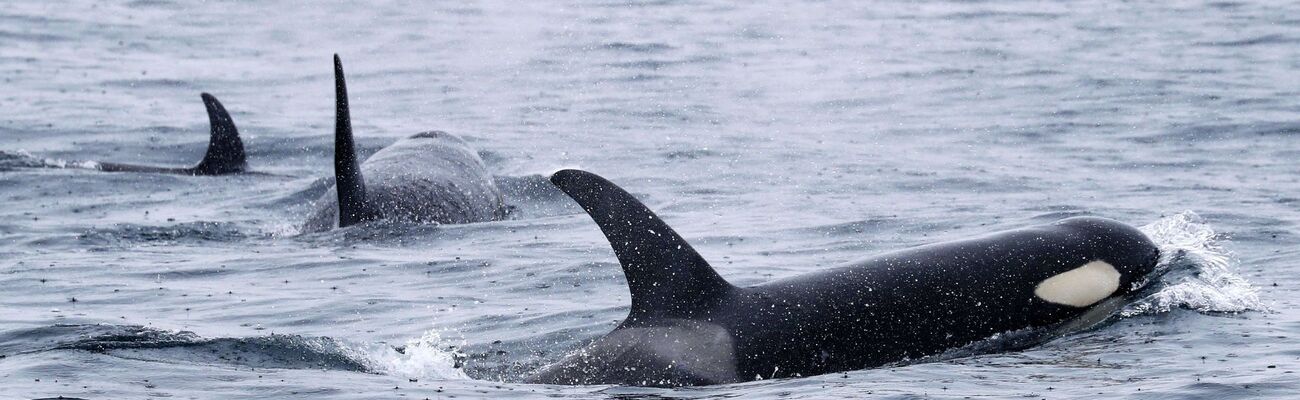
[300, 55, 505, 232]
[527, 169, 1161, 387]
[92, 93, 248, 175]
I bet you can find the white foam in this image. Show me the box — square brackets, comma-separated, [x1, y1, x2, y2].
[369, 329, 470, 381]
[1122, 211, 1266, 316]
[37, 156, 97, 169]
[0, 150, 91, 169]
[72, 160, 101, 169]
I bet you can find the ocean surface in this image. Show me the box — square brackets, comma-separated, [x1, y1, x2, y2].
[0, 0, 1294, 398]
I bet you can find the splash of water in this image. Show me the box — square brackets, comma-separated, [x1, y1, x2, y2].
[369, 329, 470, 381]
[1123, 211, 1265, 316]
[20, 324, 470, 379]
[0, 149, 98, 170]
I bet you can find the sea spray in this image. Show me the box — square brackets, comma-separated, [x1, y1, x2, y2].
[1124, 211, 1265, 316]
[372, 329, 470, 381]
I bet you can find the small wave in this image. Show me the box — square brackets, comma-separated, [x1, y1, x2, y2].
[0, 29, 69, 42]
[604, 56, 720, 71]
[56, 326, 371, 372]
[295, 219, 446, 243]
[816, 97, 886, 110]
[1152, 121, 1300, 141]
[8, 324, 467, 380]
[271, 176, 335, 211]
[79, 221, 249, 245]
[1123, 211, 1265, 316]
[663, 148, 718, 160]
[617, 73, 667, 82]
[782, 218, 897, 237]
[100, 78, 192, 89]
[126, 0, 180, 8]
[1197, 34, 1299, 47]
[942, 11, 1063, 20]
[598, 42, 674, 53]
[0, 150, 39, 169]
[0, 150, 99, 171]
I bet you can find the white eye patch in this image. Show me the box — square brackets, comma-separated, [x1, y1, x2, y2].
[1034, 260, 1121, 307]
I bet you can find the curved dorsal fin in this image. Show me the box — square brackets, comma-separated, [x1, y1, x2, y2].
[191, 93, 247, 175]
[333, 54, 374, 227]
[550, 169, 734, 322]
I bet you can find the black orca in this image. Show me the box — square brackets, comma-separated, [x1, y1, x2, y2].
[94, 93, 248, 175]
[300, 55, 506, 232]
[526, 169, 1161, 387]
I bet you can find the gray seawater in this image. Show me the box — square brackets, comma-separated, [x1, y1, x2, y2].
[0, 0, 1294, 398]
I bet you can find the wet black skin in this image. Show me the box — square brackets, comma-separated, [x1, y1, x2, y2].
[527, 169, 1161, 387]
[299, 55, 505, 232]
[96, 93, 248, 175]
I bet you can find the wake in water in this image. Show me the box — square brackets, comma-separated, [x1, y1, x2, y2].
[0, 212, 1266, 388]
[1126, 210, 1266, 316]
[0, 150, 100, 171]
[382, 330, 471, 381]
[0, 324, 468, 381]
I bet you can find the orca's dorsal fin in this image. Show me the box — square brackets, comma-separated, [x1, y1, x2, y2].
[191, 93, 247, 175]
[333, 54, 374, 227]
[550, 169, 734, 322]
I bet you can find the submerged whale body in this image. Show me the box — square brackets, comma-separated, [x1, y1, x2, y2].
[94, 93, 247, 175]
[300, 55, 505, 232]
[527, 169, 1161, 387]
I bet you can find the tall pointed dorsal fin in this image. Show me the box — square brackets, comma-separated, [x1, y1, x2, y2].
[192, 93, 247, 175]
[550, 169, 734, 322]
[333, 54, 374, 227]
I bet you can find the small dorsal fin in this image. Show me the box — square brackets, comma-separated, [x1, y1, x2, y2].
[333, 54, 374, 227]
[191, 93, 247, 175]
[550, 169, 734, 322]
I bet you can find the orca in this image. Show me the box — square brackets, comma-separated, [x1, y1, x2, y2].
[94, 93, 248, 175]
[526, 169, 1161, 387]
[300, 55, 506, 232]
